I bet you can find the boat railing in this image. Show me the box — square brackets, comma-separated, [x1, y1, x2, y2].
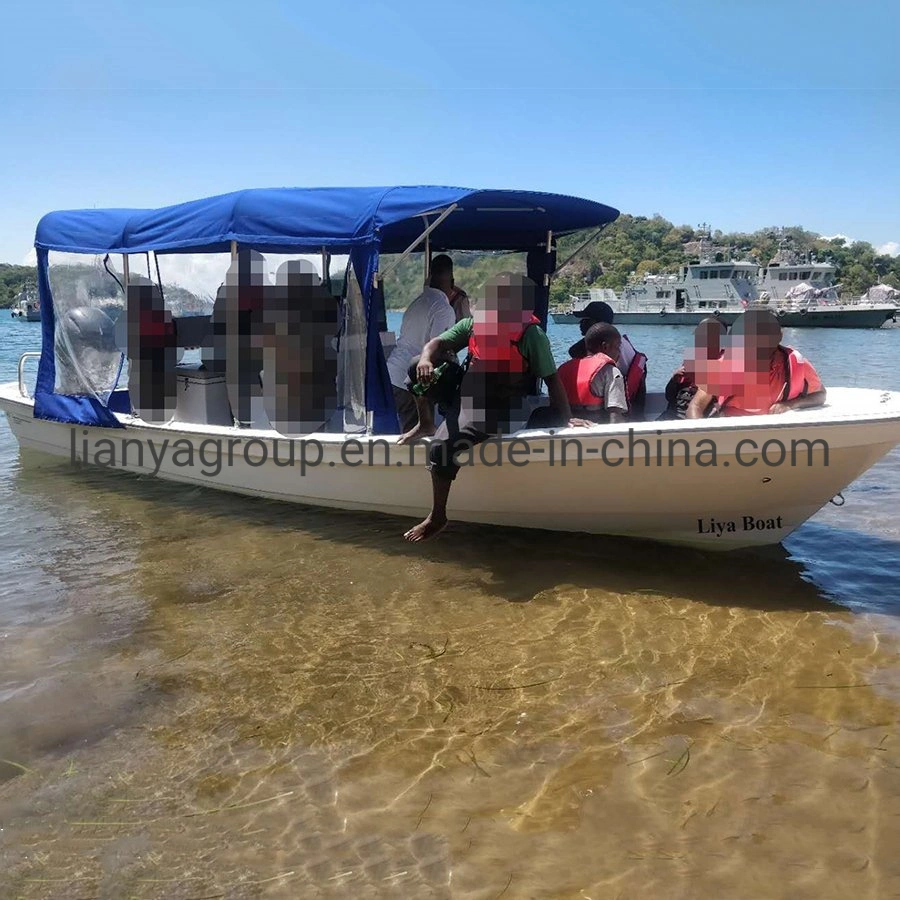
[18, 352, 41, 398]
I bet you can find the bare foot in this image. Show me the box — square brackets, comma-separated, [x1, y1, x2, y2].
[397, 424, 436, 445]
[403, 515, 448, 542]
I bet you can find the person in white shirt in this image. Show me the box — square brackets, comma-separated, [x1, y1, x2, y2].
[387, 276, 456, 431]
[430, 253, 470, 321]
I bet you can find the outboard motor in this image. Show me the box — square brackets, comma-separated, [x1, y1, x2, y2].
[55, 305, 123, 399]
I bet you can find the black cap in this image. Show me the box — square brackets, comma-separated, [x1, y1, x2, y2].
[574, 301, 614, 323]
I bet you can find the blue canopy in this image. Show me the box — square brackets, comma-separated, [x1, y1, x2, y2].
[33, 186, 619, 434]
[35, 186, 619, 255]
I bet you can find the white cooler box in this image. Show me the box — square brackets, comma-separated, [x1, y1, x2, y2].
[172, 364, 234, 427]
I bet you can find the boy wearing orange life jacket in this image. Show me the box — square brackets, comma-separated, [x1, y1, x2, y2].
[557, 323, 628, 425]
[399, 273, 591, 542]
[569, 301, 648, 417]
[686, 309, 826, 418]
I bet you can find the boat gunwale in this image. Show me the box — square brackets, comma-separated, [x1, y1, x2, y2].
[2, 383, 900, 444]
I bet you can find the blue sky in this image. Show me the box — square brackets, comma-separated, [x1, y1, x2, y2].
[1, 0, 898, 263]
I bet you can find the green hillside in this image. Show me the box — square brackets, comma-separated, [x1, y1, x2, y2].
[0, 265, 37, 307]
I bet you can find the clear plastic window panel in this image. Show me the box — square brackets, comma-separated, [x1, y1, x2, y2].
[48, 251, 127, 403]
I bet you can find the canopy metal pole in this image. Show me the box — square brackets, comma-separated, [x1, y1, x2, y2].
[122, 255, 130, 290]
[375, 203, 458, 287]
[153, 252, 165, 302]
[231, 240, 238, 260]
[553, 223, 610, 275]
[423, 215, 431, 285]
[545, 230, 553, 286]
[322, 246, 333, 291]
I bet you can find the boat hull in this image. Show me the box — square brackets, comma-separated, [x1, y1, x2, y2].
[10, 309, 41, 322]
[551, 307, 895, 328]
[550, 313, 581, 324]
[773, 307, 895, 328]
[3, 385, 899, 551]
[585, 310, 741, 327]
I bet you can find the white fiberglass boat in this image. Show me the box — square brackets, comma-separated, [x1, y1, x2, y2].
[2, 186, 899, 551]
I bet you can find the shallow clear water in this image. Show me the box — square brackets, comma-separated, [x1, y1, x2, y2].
[1, 314, 899, 899]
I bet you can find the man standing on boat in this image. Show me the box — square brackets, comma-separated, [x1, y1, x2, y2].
[401, 273, 590, 542]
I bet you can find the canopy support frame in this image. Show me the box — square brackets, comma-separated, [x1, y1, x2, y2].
[423, 216, 431, 285]
[553, 222, 611, 277]
[321, 246, 332, 291]
[375, 204, 458, 287]
[544, 230, 553, 287]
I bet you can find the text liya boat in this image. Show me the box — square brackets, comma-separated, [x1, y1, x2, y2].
[2, 186, 899, 551]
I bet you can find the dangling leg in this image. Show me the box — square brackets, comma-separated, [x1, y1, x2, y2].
[397, 394, 436, 445]
[403, 470, 452, 541]
[403, 424, 486, 542]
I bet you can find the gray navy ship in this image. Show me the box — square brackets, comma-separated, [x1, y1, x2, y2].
[552, 230, 897, 328]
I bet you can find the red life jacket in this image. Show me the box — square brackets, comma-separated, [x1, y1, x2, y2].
[468, 314, 540, 373]
[139, 307, 175, 346]
[718, 346, 807, 415]
[557, 352, 617, 408]
[623, 348, 648, 404]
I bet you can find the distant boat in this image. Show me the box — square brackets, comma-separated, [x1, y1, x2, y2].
[550, 228, 896, 329]
[551, 288, 619, 324]
[752, 236, 895, 328]
[10, 288, 41, 322]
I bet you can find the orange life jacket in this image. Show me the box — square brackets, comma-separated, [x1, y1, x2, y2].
[557, 352, 617, 408]
[718, 345, 807, 415]
[467, 314, 540, 373]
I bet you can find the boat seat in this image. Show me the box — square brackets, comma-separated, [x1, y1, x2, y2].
[524, 390, 668, 426]
[642, 391, 668, 421]
[173, 314, 212, 350]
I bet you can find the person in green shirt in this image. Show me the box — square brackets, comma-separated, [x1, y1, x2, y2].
[399, 273, 591, 542]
